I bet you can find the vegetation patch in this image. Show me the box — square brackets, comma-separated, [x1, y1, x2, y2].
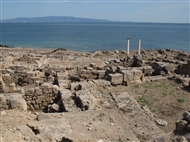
[99, 113, 106, 117]
[138, 97, 150, 106]
[93, 53, 100, 57]
[133, 84, 140, 89]
[177, 99, 185, 104]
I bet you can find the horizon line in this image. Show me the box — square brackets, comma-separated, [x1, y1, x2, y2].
[1, 16, 189, 24]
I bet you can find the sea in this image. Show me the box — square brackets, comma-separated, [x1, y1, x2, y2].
[0, 22, 189, 52]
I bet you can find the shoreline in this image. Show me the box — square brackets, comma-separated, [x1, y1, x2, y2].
[0, 44, 189, 54]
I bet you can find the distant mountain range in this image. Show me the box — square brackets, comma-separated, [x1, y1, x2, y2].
[1, 16, 112, 23]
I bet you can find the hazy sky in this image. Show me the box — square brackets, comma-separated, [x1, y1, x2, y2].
[0, 0, 189, 23]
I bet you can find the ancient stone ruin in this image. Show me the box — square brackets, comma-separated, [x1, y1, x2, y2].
[0, 47, 190, 142]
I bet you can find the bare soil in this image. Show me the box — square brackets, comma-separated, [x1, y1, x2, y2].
[97, 79, 190, 134]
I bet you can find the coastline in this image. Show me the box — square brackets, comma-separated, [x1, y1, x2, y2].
[0, 44, 189, 54]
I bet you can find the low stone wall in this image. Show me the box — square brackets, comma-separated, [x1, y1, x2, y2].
[23, 83, 60, 111]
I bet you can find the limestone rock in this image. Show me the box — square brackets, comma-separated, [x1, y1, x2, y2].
[75, 90, 98, 111]
[57, 71, 69, 80]
[16, 125, 39, 142]
[155, 119, 168, 126]
[49, 103, 60, 112]
[122, 70, 133, 83]
[145, 75, 167, 82]
[107, 73, 123, 85]
[60, 89, 76, 112]
[183, 111, 190, 122]
[6, 93, 27, 110]
[70, 81, 95, 91]
[37, 113, 50, 121]
[143, 66, 154, 76]
[2, 74, 12, 85]
[69, 74, 80, 82]
[52, 85, 59, 94]
[0, 94, 8, 110]
[59, 80, 70, 89]
[176, 120, 188, 131]
[92, 79, 111, 88]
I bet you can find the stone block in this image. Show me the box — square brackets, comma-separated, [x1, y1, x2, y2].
[143, 66, 154, 76]
[2, 74, 12, 85]
[6, 93, 27, 111]
[52, 85, 59, 94]
[54, 66, 65, 72]
[183, 111, 190, 122]
[146, 75, 167, 82]
[60, 89, 73, 112]
[92, 80, 111, 88]
[97, 70, 105, 79]
[35, 96, 43, 104]
[9, 83, 16, 93]
[42, 88, 52, 94]
[49, 103, 60, 112]
[57, 71, 69, 80]
[76, 66, 83, 74]
[35, 88, 42, 95]
[69, 74, 80, 81]
[44, 96, 52, 102]
[116, 66, 127, 73]
[133, 69, 143, 80]
[33, 104, 40, 110]
[75, 90, 98, 111]
[27, 72, 34, 78]
[15, 87, 24, 94]
[107, 73, 123, 85]
[122, 70, 133, 82]
[25, 88, 35, 96]
[35, 81, 42, 87]
[70, 82, 80, 91]
[40, 83, 52, 88]
[80, 70, 98, 80]
[59, 80, 70, 89]
[176, 120, 188, 131]
[42, 101, 47, 107]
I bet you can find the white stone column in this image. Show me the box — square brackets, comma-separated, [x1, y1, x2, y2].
[127, 37, 130, 55]
[138, 39, 141, 55]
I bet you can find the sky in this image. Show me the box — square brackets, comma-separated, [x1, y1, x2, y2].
[0, 0, 189, 23]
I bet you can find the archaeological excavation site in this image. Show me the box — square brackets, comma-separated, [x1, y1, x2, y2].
[0, 46, 190, 142]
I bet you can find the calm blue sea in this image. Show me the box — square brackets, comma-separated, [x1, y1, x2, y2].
[0, 22, 189, 52]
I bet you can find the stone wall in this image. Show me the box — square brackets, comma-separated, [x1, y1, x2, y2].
[23, 83, 60, 111]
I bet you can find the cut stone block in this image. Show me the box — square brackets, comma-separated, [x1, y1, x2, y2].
[107, 73, 123, 85]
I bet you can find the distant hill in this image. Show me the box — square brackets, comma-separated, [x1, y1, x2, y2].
[2, 16, 112, 23]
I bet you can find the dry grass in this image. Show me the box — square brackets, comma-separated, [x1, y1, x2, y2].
[129, 79, 190, 132]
